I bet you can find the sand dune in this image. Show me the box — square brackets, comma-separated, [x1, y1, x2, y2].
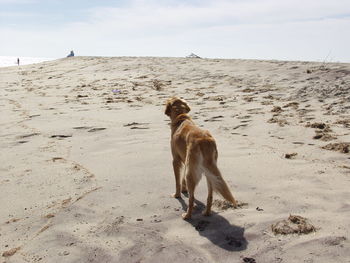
[1, 57, 349, 262]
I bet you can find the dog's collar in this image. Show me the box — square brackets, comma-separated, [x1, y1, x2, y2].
[172, 114, 191, 128]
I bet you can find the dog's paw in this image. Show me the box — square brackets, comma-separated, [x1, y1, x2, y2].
[172, 193, 181, 198]
[182, 213, 191, 220]
[232, 201, 239, 208]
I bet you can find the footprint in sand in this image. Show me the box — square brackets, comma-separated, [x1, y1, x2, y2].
[50, 134, 72, 139]
[123, 122, 149, 129]
[73, 126, 93, 130]
[15, 133, 41, 145]
[88, 127, 106, 132]
[233, 124, 248, 130]
[204, 115, 224, 122]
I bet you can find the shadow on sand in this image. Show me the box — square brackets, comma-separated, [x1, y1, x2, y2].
[177, 197, 247, 252]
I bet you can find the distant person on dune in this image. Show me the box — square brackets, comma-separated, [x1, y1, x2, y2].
[17, 58, 20, 66]
[67, 50, 75, 57]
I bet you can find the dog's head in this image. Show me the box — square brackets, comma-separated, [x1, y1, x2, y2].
[165, 97, 191, 118]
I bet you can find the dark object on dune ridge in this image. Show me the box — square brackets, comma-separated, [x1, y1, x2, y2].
[186, 53, 201, 58]
[272, 215, 316, 235]
[67, 50, 74, 57]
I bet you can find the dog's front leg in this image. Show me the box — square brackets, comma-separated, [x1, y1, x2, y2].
[172, 158, 182, 198]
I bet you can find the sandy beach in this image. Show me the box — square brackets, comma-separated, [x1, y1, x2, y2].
[1, 56, 349, 263]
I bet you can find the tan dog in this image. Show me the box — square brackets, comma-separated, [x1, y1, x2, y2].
[165, 97, 238, 219]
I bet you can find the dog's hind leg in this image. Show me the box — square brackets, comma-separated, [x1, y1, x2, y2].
[181, 176, 188, 193]
[182, 149, 201, 220]
[172, 158, 182, 198]
[202, 177, 213, 216]
[182, 172, 196, 220]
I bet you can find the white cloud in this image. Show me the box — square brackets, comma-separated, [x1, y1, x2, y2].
[1, 0, 350, 61]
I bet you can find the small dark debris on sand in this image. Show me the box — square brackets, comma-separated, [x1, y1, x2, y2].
[285, 153, 298, 159]
[242, 257, 256, 263]
[77, 94, 88, 98]
[272, 215, 316, 235]
[322, 142, 350, 153]
[2, 247, 20, 257]
[213, 199, 248, 210]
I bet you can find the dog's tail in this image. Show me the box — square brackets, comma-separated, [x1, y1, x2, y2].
[201, 141, 238, 207]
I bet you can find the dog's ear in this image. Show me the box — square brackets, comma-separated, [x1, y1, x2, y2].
[165, 100, 172, 116]
[182, 100, 191, 113]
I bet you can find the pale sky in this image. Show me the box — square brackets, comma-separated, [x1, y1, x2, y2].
[1, 0, 350, 62]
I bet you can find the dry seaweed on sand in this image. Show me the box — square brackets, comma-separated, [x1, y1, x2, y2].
[267, 117, 288, 127]
[306, 122, 332, 132]
[2, 247, 20, 257]
[271, 106, 283, 113]
[313, 132, 336, 141]
[322, 142, 350, 154]
[271, 215, 316, 235]
[212, 199, 248, 210]
[309, 122, 327, 129]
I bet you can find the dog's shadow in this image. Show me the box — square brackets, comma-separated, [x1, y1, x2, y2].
[177, 197, 247, 252]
